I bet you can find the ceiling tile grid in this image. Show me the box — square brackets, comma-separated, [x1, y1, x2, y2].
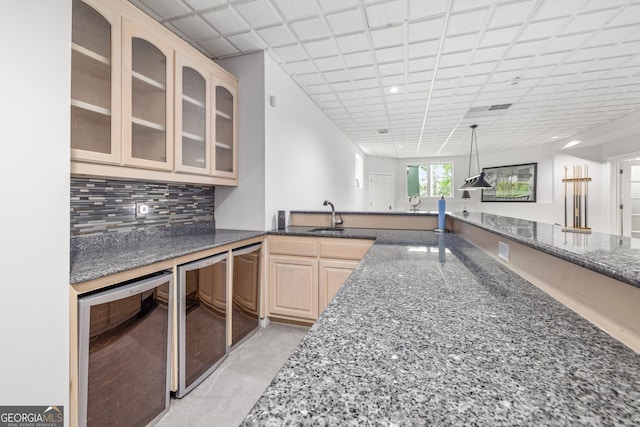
[131, 0, 640, 158]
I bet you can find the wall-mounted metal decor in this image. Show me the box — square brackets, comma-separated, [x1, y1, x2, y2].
[481, 163, 537, 202]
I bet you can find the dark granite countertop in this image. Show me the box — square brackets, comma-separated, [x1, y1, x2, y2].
[244, 230, 640, 425]
[70, 224, 264, 284]
[449, 211, 640, 288]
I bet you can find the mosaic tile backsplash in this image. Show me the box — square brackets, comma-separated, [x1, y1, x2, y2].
[71, 177, 215, 237]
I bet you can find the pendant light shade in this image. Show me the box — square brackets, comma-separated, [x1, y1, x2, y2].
[460, 124, 493, 190]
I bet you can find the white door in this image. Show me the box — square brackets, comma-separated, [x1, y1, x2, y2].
[622, 160, 640, 239]
[369, 173, 394, 211]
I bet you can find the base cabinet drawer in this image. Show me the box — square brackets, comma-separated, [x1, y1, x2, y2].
[268, 256, 318, 321]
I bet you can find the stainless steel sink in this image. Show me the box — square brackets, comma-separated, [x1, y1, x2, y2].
[308, 227, 345, 233]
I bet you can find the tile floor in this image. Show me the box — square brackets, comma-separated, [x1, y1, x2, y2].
[156, 322, 309, 427]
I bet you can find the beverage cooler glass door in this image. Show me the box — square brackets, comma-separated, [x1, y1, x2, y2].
[78, 271, 173, 427]
[232, 243, 262, 348]
[177, 252, 228, 398]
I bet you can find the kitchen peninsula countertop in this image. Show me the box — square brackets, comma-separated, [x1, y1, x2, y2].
[449, 211, 640, 288]
[245, 228, 640, 425]
[70, 224, 264, 284]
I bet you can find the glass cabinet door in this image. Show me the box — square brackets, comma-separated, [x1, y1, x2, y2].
[70, 0, 121, 164]
[175, 53, 210, 175]
[213, 78, 237, 179]
[123, 21, 173, 170]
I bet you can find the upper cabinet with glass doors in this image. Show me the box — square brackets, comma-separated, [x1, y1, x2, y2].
[70, 0, 121, 164]
[122, 21, 173, 171]
[213, 75, 237, 179]
[175, 52, 210, 175]
[70, 0, 238, 186]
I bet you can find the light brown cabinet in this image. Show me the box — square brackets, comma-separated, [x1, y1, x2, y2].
[70, 0, 238, 186]
[267, 236, 373, 323]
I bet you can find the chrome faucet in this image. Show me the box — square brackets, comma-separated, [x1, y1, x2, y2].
[323, 200, 343, 228]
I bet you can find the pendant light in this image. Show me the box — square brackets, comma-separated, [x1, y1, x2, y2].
[460, 124, 492, 190]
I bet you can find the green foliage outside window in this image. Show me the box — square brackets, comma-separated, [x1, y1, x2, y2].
[406, 163, 452, 198]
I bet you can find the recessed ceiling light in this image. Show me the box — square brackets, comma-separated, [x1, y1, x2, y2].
[563, 140, 582, 149]
[377, 128, 389, 134]
[552, 136, 559, 139]
[389, 86, 399, 93]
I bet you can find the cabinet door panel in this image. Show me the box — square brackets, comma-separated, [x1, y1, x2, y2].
[318, 259, 359, 313]
[70, 0, 121, 164]
[122, 21, 173, 170]
[269, 256, 318, 320]
[212, 76, 237, 180]
[175, 52, 210, 174]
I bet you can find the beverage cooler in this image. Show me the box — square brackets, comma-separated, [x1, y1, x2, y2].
[231, 243, 262, 348]
[78, 271, 173, 427]
[176, 253, 228, 398]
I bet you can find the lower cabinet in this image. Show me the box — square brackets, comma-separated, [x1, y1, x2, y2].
[267, 235, 372, 323]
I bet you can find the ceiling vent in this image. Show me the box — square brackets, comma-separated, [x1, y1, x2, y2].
[464, 104, 512, 118]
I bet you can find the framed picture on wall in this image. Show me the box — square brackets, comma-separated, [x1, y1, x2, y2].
[481, 163, 537, 202]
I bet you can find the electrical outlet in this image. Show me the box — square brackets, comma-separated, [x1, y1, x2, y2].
[135, 203, 149, 219]
[498, 241, 510, 262]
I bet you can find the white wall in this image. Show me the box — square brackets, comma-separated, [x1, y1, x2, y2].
[0, 0, 70, 417]
[215, 52, 266, 231]
[263, 54, 366, 229]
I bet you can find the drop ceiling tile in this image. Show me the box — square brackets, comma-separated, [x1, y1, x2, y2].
[227, 31, 267, 51]
[326, 8, 366, 35]
[409, 57, 436, 73]
[371, 26, 404, 49]
[140, 0, 191, 19]
[606, 3, 640, 26]
[323, 69, 350, 82]
[198, 37, 239, 57]
[408, 70, 434, 83]
[169, 15, 217, 41]
[533, 0, 585, 20]
[359, 87, 382, 98]
[335, 32, 370, 54]
[291, 17, 331, 41]
[564, 45, 608, 62]
[337, 90, 360, 101]
[380, 75, 404, 87]
[183, 0, 227, 12]
[518, 18, 568, 42]
[306, 83, 332, 94]
[528, 51, 571, 67]
[409, 0, 448, 20]
[544, 33, 591, 52]
[318, 0, 360, 13]
[585, 24, 640, 47]
[472, 45, 508, 63]
[344, 50, 373, 67]
[479, 26, 521, 47]
[489, 0, 537, 28]
[408, 40, 439, 59]
[273, 44, 308, 62]
[332, 81, 356, 92]
[355, 78, 379, 89]
[350, 65, 377, 79]
[272, 0, 317, 20]
[466, 61, 497, 75]
[408, 17, 445, 42]
[379, 61, 404, 76]
[561, 8, 620, 35]
[257, 25, 297, 46]
[439, 51, 472, 67]
[297, 72, 326, 85]
[375, 46, 405, 63]
[436, 66, 464, 79]
[315, 55, 346, 71]
[202, 7, 249, 35]
[447, 8, 490, 36]
[303, 38, 340, 58]
[365, 0, 405, 28]
[443, 33, 478, 53]
[235, 0, 281, 28]
[285, 59, 317, 74]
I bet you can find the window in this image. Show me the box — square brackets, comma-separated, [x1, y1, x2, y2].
[355, 153, 364, 188]
[406, 163, 452, 197]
